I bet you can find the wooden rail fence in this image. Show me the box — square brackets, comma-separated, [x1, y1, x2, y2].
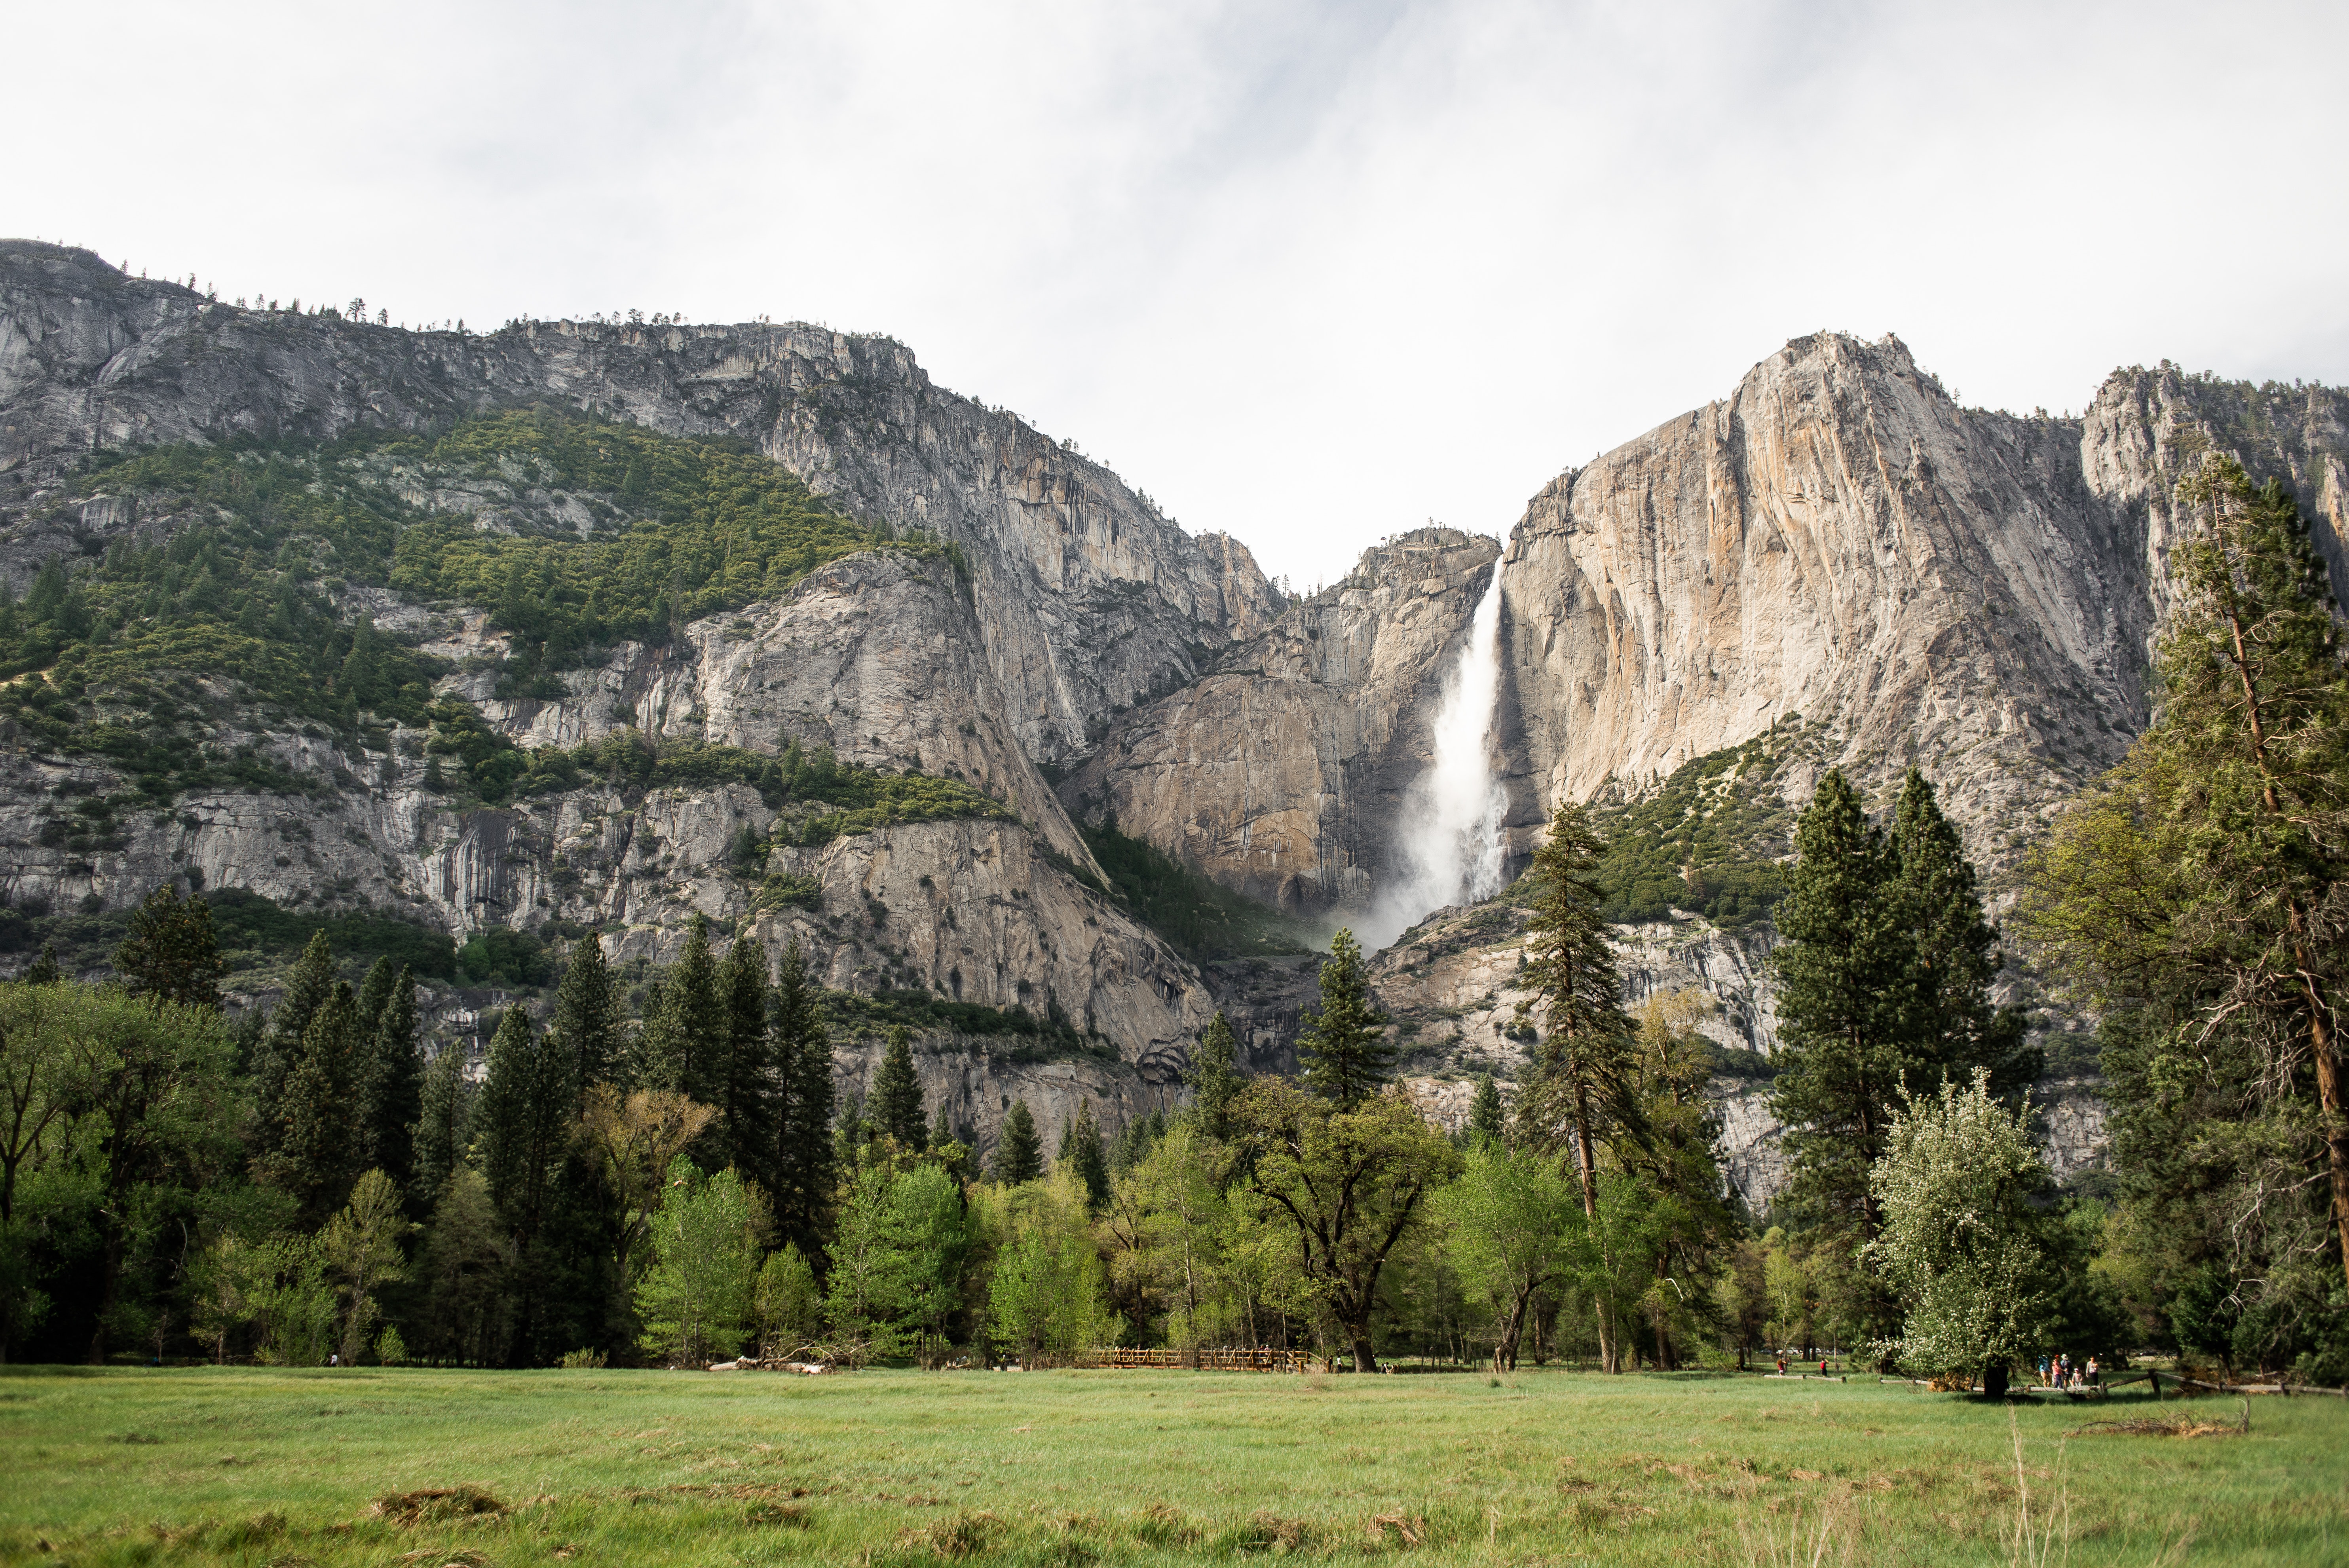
[1084, 1348, 1311, 1373]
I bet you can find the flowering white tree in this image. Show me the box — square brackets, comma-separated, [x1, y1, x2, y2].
[1867, 1069, 2054, 1393]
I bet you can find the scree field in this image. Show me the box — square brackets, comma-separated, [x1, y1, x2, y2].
[3, 1367, 2343, 1566]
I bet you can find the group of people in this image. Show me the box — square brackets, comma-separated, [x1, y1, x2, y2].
[2037, 1352, 2098, 1390]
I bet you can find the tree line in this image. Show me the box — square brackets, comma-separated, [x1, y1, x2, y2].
[0, 452, 2338, 1384]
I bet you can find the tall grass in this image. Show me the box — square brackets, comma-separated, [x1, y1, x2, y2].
[0, 1365, 2337, 1565]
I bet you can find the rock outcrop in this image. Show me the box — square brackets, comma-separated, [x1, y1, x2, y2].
[9, 242, 2341, 1180]
[0, 242, 1277, 765]
[1061, 528, 1514, 915]
[1499, 335, 2349, 866]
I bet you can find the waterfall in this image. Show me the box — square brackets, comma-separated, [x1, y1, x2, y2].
[1356, 556, 1508, 951]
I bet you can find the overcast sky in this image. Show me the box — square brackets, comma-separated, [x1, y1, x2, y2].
[11, 0, 2346, 587]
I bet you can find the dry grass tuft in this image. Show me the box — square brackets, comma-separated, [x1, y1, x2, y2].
[902, 1509, 1000, 1559]
[1366, 1509, 1427, 1546]
[1134, 1501, 1199, 1545]
[368, 1486, 507, 1526]
[1233, 1511, 1316, 1554]
[2068, 1415, 2242, 1439]
[1737, 1497, 1854, 1568]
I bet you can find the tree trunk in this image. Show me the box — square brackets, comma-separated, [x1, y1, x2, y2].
[1983, 1361, 2009, 1399]
[88, 1227, 125, 1364]
[2294, 956, 2349, 1295]
[1568, 1085, 1618, 1373]
[1351, 1330, 1377, 1374]
[1652, 1256, 1676, 1371]
[2220, 583, 2349, 1298]
[1495, 1286, 1531, 1373]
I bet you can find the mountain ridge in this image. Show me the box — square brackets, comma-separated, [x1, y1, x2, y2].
[6, 237, 2346, 1182]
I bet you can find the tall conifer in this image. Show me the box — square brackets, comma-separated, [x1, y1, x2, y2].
[1515, 800, 1640, 1373]
[1768, 769, 1914, 1243]
[269, 982, 363, 1225]
[1468, 1073, 1506, 1148]
[414, 1042, 474, 1203]
[1889, 770, 2035, 1091]
[253, 932, 336, 1158]
[718, 935, 780, 1190]
[1296, 929, 1392, 1109]
[1184, 1010, 1246, 1140]
[549, 932, 624, 1100]
[1063, 1099, 1109, 1210]
[355, 955, 400, 1040]
[2166, 456, 2349, 1286]
[994, 1099, 1043, 1184]
[1515, 802, 1639, 1216]
[769, 940, 835, 1259]
[114, 884, 226, 1010]
[640, 917, 725, 1103]
[359, 964, 423, 1192]
[871, 1025, 926, 1150]
[474, 1008, 573, 1245]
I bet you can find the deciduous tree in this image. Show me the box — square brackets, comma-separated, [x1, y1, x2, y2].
[1234, 1078, 1460, 1372]
[1867, 1070, 2055, 1395]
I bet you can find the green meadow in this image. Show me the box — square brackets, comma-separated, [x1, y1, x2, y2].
[4, 1366, 2343, 1566]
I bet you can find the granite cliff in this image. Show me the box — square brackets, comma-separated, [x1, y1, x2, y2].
[0, 241, 1276, 765]
[7, 239, 2345, 1181]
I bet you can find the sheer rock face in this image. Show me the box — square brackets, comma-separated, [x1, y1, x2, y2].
[1499, 334, 2349, 860]
[0, 241, 1276, 764]
[1060, 528, 1512, 915]
[452, 551, 1094, 872]
[1500, 332, 2153, 857]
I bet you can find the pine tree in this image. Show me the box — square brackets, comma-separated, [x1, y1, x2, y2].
[639, 917, 724, 1103]
[1468, 1073, 1506, 1148]
[354, 955, 399, 1040]
[1063, 1099, 1109, 1210]
[252, 932, 336, 1158]
[474, 1008, 573, 1247]
[359, 965, 423, 1193]
[995, 1099, 1043, 1184]
[768, 940, 835, 1259]
[1769, 769, 1926, 1245]
[414, 1042, 473, 1203]
[717, 934, 780, 1191]
[270, 983, 363, 1226]
[114, 884, 226, 1010]
[1296, 929, 1392, 1110]
[22, 944, 60, 985]
[930, 1106, 966, 1177]
[1889, 769, 2036, 1092]
[549, 932, 623, 1100]
[871, 1025, 926, 1150]
[2166, 456, 2349, 1285]
[1183, 1010, 1246, 1139]
[1514, 802, 1639, 1216]
[2025, 456, 2349, 1297]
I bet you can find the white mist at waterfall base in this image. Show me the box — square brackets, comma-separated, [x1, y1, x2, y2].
[1355, 558, 1508, 952]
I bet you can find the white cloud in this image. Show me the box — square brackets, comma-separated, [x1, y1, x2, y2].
[8, 0, 2345, 585]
